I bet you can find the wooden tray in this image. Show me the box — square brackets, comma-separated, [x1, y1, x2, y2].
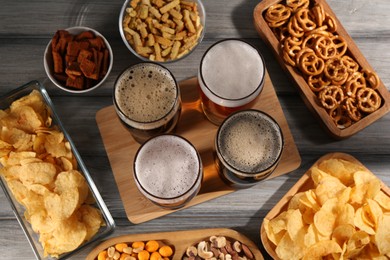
[86, 228, 264, 260]
[260, 152, 390, 259]
[253, 0, 390, 139]
[96, 73, 301, 224]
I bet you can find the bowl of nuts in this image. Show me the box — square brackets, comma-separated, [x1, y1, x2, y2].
[44, 26, 113, 93]
[119, 0, 205, 63]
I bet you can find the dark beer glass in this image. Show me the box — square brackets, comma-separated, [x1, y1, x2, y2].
[198, 39, 266, 125]
[113, 62, 181, 143]
[215, 109, 284, 187]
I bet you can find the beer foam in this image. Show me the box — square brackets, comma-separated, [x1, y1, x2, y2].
[115, 63, 177, 122]
[134, 135, 200, 199]
[200, 40, 264, 104]
[217, 111, 283, 173]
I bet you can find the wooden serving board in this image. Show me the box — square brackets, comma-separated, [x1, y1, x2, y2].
[260, 152, 390, 259]
[86, 228, 264, 260]
[96, 73, 301, 224]
[254, 0, 390, 139]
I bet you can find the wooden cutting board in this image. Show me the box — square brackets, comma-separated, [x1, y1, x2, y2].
[96, 72, 301, 224]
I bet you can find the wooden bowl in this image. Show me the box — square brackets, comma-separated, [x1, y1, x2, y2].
[260, 152, 390, 259]
[253, 0, 390, 139]
[86, 228, 264, 260]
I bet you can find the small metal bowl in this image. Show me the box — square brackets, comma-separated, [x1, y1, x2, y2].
[119, 0, 206, 63]
[43, 26, 113, 93]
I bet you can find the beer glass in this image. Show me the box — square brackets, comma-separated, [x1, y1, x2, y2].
[198, 39, 266, 125]
[133, 134, 203, 209]
[215, 109, 284, 187]
[113, 62, 181, 143]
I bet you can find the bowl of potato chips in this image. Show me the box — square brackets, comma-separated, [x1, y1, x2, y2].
[0, 81, 115, 259]
[119, 0, 205, 63]
[261, 152, 390, 260]
[44, 26, 113, 93]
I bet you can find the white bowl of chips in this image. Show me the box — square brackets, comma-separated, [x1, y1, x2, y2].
[261, 152, 390, 260]
[43, 26, 113, 93]
[119, 0, 205, 63]
[0, 81, 115, 259]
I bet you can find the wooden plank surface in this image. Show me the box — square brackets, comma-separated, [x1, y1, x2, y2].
[0, 0, 390, 259]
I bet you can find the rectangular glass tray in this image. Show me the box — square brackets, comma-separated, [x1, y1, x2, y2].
[0, 80, 115, 259]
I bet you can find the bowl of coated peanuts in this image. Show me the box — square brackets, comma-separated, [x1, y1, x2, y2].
[119, 0, 205, 63]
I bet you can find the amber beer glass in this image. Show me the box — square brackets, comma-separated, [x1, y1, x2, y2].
[198, 39, 266, 125]
[215, 110, 284, 187]
[113, 62, 181, 143]
[133, 134, 203, 209]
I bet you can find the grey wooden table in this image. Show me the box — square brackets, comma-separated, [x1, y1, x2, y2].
[1, 0, 389, 259]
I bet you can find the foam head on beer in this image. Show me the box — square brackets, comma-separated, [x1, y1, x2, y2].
[199, 39, 265, 108]
[217, 110, 283, 177]
[134, 134, 202, 208]
[114, 63, 178, 125]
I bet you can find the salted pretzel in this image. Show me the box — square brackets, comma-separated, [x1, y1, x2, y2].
[329, 105, 352, 129]
[343, 97, 362, 122]
[295, 8, 317, 32]
[299, 49, 325, 76]
[310, 4, 325, 26]
[288, 16, 305, 38]
[286, 0, 309, 12]
[362, 69, 380, 89]
[319, 85, 344, 110]
[331, 35, 347, 58]
[345, 72, 366, 98]
[314, 35, 337, 60]
[307, 74, 331, 92]
[265, 4, 292, 28]
[342, 55, 360, 75]
[324, 58, 349, 85]
[357, 88, 381, 113]
[324, 13, 337, 32]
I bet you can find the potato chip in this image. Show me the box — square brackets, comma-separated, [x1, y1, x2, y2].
[30, 210, 57, 234]
[345, 231, 370, 258]
[79, 205, 104, 241]
[331, 224, 356, 247]
[288, 191, 304, 210]
[302, 240, 342, 259]
[336, 203, 355, 226]
[55, 170, 89, 206]
[317, 158, 363, 186]
[374, 191, 390, 211]
[315, 176, 346, 205]
[17, 161, 57, 186]
[354, 207, 376, 235]
[375, 214, 390, 255]
[313, 198, 338, 237]
[287, 209, 305, 241]
[276, 232, 305, 260]
[6, 179, 28, 204]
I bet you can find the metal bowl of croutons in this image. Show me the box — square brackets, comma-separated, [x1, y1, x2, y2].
[44, 26, 113, 93]
[119, 0, 205, 63]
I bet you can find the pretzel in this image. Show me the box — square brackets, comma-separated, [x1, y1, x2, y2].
[295, 8, 317, 32]
[307, 74, 331, 92]
[287, 16, 305, 38]
[331, 35, 347, 57]
[299, 49, 325, 76]
[343, 97, 362, 122]
[310, 4, 325, 26]
[265, 4, 292, 28]
[342, 55, 359, 75]
[319, 85, 344, 110]
[314, 35, 337, 60]
[328, 105, 352, 129]
[324, 57, 348, 85]
[362, 69, 380, 89]
[357, 88, 381, 113]
[345, 72, 366, 98]
[286, 0, 309, 12]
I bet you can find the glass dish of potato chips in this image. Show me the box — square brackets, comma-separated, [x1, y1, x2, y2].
[261, 152, 390, 260]
[0, 81, 115, 259]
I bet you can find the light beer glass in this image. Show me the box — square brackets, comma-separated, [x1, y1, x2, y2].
[133, 134, 203, 209]
[198, 39, 266, 125]
[113, 62, 181, 143]
[215, 109, 284, 187]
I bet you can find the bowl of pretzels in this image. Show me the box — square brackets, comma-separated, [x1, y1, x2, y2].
[254, 0, 390, 139]
[44, 26, 113, 93]
[119, 0, 205, 63]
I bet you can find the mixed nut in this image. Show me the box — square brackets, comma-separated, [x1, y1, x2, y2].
[182, 236, 255, 260]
